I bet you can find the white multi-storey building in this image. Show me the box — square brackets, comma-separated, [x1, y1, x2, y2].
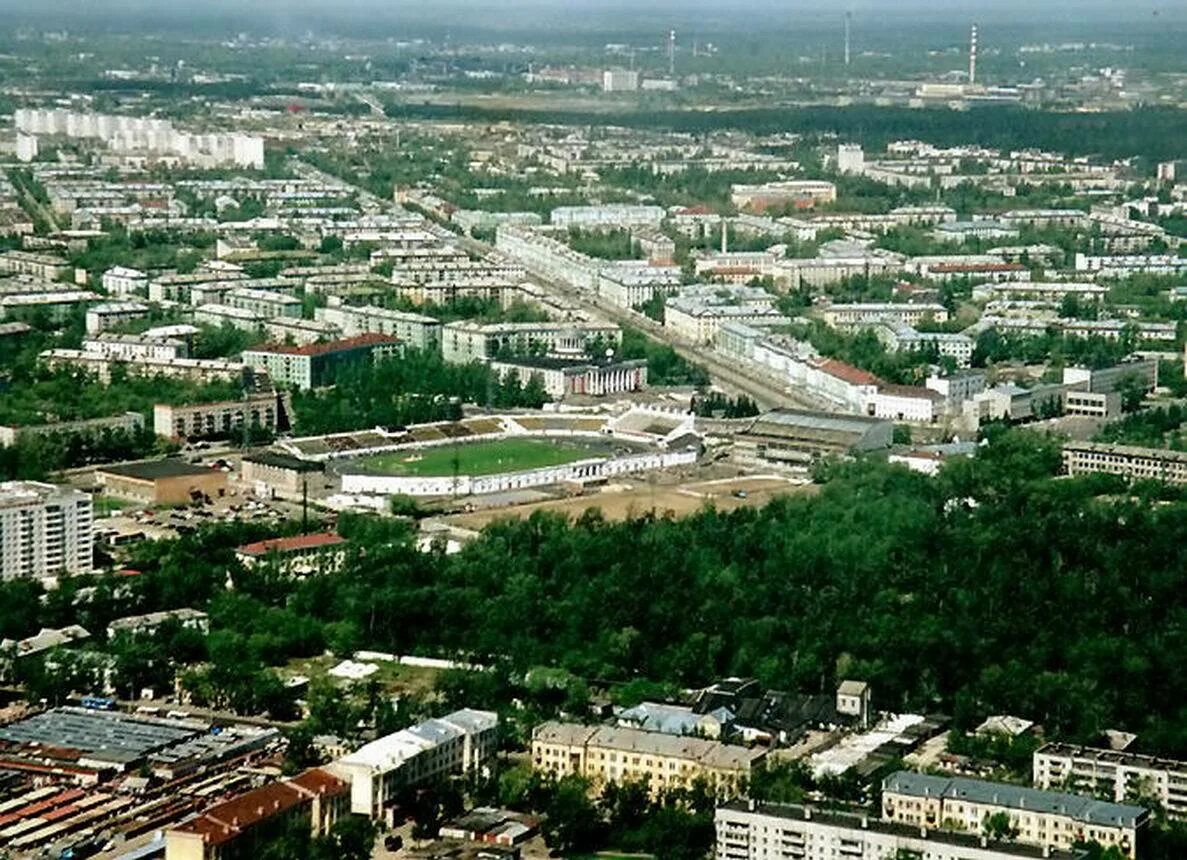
[716, 800, 1088, 860]
[101, 266, 149, 298]
[1035, 743, 1187, 821]
[0, 482, 93, 581]
[331, 709, 498, 820]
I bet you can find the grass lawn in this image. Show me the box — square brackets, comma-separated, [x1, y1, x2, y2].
[356, 438, 597, 477]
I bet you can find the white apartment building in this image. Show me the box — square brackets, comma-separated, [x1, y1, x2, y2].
[866, 385, 943, 423]
[101, 266, 149, 297]
[665, 297, 789, 345]
[882, 771, 1146, 858]
[39, 348, 245, 384]
[264, 317, 342, 346]
[602, 69, 641, 92]
[441, 320, 621, 364]
[331, 709, 498, 820]
[153, 391, 284, 441]
[1035, 743, 1187, 821]
[0, 251, 70, 281]
[84, 302, 150, 336]
[83, 333, 188, 362]
[316, 304, 441, 351]
[550, 204, 664, 230]
[820, 302, 950, 330]
[875, 323, 975, 367]
[717, 801, 1089, 860]
[224, 287, 303, 320]
[0, 482, 93, 581]
[1062, 441, 1187, 485]
[192, 303, 264, 333]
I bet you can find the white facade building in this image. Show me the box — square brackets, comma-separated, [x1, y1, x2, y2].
[331, 709, 498, 819]
[0, 482, 93, 581]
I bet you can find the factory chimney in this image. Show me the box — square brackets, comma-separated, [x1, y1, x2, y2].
[669, 29, 677, 77]
[844, 12, 852, 67]
[969, 23, 978, 84]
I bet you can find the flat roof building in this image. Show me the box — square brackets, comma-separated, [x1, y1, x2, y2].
[0, 481, 93, 581]
[96, 459, 228, 506]
[242, 333, 401, 391]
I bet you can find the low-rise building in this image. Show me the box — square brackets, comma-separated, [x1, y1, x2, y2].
[442, 320, 620, 364]
[732, 409, 893, 470]
[315, 304, 441, 351]
[1034, 743, 1187, 821]
[0, 250, 70, 281]
[730, 181, 837, 213]
[101, 266, 149, 297]
[96, 459, 228, 505]
[819, 302, 950, 330]
[153, 390, 287, 442]
[107, 608, 209, 640]
[1061, 441, 1187, 486]
[235, 532, 349, 576]
[242, 334, 402, 391]
[85, 301, 150, 335]
[881, 771, 1146, 858]
[164, 768, 348, 860]
[331, 709, 498, 820]
[531, 721, 766, 795]
[489, 358, 647, 399]
[241, 451, 325, 499]
[39, 349, 247, 385]
[716, 800, 1089, 860]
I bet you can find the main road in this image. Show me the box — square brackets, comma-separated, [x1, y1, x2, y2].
[294, 155, 829, 411]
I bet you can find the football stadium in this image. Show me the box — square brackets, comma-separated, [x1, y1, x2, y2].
[275, 407, 701, 498]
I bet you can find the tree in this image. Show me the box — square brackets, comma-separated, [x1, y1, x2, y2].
[541, 775, 604, 854]
[983, 811, 1019, 842]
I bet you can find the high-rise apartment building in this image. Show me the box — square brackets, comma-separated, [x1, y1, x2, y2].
[0, 482, 93, 581]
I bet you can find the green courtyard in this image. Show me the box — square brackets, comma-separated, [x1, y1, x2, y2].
[353, 437, 600, 477]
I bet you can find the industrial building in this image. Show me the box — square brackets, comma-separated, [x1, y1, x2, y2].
[733, 409, 893, 470]
[96, 459, 228, 506]
[0, 481, 93, 581]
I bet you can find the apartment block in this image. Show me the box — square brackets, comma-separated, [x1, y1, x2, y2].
[1061, 442, 1187, 486]
[531, 721, 766, 795]
[315, 304, 441, 351]
[716, 800, 1088, 860]
[0, 481, 93, 581]
[441, 320, 620, 364]
[101, 266, 149, 297]
[820, 302, 950, 330]
[165, 768, 348, 860]
[153, 390, 287, 442]
[39, 348, 247, 385]
[242, 334, 401, 391]
[331, 709, 498, 820]
[882, 771, 1146, 858]
[0, 250, 70, 281]
[1034, 743, 1187, 821]
[85, 301, 150, 335]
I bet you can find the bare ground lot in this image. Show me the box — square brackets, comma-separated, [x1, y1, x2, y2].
[443, 475, 816, 529]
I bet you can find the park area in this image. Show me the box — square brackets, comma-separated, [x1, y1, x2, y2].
[353, 437, 602, 477]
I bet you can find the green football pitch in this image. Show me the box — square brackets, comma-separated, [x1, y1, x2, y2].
[354, 437, 599, 477]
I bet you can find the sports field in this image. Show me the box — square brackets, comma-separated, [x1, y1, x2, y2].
[353, 438, 598, 477]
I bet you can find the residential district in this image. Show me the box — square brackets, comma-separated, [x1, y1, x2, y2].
[0, 5, 1186, 860]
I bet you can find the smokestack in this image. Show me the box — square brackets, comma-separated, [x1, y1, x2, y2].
[669, 29, 676, 77]
[969, 23, 978, 84]
[721, 219, 728, 255]
[844, 12, 851, 67]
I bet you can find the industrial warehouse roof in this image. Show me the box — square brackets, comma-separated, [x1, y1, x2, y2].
[97, 459, 218, 481]
[746, 409, 889, 435]
[0, 707, 202, 765]
[882, 771, 1147, 828]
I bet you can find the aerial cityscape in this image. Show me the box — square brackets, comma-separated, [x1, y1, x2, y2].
[0, 1, 1186, 858]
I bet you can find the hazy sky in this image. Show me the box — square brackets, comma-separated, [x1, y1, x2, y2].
[1, 0, 1183, 35]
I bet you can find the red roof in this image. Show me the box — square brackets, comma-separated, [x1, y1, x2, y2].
[819, 358, 882, 387]
[173, 769, 346, 847]
[237, 532, 347, 557]
[248, 333, 398, 357]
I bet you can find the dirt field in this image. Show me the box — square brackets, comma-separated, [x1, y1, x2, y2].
[443, 475, 816, 529]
